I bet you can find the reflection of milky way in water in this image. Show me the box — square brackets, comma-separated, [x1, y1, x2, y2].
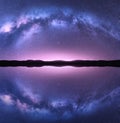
[0, 67, 120, 123]
[0, 0, 120, 123]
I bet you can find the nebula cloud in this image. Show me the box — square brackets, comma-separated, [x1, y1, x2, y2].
[0, 5, 120, 60]
[0, 0, 120, 123]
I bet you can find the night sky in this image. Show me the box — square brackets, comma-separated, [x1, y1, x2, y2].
[0, 0, 120, 123]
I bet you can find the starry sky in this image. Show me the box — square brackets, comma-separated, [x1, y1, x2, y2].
[0, 0, 120, 123]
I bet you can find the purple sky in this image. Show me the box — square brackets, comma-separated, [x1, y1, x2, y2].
[0, 0, 120, 123]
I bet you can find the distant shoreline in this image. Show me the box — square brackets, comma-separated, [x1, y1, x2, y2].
[0, 60, 120, 67]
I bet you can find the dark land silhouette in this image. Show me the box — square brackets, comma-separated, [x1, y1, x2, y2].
[0, 60, 120, 67]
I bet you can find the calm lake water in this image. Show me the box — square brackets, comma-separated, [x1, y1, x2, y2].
[0, 67, 120, 123]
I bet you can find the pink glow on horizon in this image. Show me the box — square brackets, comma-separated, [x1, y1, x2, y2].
[17, 50, 97, 61]
[9, 50, 100, 76]
[13, 51, 98, 76]
[15, 66, 96, 79]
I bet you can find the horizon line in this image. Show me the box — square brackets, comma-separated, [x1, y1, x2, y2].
[0, 60, 120, 67]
